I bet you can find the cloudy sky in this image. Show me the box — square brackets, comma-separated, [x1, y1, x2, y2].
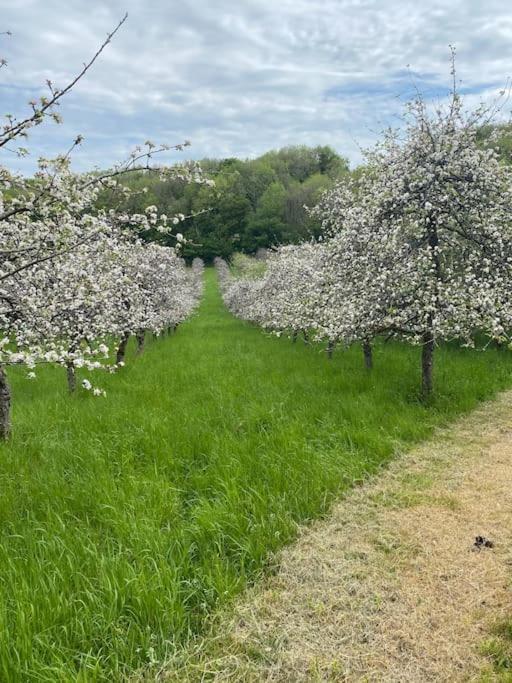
[1, 0, 511, 173]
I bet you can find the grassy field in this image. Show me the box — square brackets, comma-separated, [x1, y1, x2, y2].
[1, 268, 512, 681]
[482, 620, 512, 679]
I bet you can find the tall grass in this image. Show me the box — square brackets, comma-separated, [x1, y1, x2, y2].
[1, 269, 511, 680]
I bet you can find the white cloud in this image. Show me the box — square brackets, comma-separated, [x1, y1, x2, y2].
[1, 0, 511, 172]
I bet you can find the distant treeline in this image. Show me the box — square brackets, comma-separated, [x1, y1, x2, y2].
[99, 125, 512, 262]
[108, 145, 350, 261]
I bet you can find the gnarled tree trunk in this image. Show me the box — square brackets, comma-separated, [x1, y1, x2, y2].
[363, 339, 373, 370]
[421, 332, 435, 398]
[66, 362, 76, 393]
[136, 330, 145, 355]
[116, 332, 130, 365]
[422, 221, 439, 398]
[0, 366, 11, 440]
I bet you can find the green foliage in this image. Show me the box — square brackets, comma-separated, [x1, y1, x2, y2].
[243, 181, 287, 250]
[230, 252, 267, 279]
[481, 620, 512, 680]
[477, 123, 512, 165]
[1, 270, 511, 680]
[109, 145, 349, 261]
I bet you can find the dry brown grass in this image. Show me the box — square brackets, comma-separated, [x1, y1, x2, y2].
[160, 392, 512, 682]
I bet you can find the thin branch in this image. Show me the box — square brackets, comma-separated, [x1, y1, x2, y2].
[0, 14, 128, 148]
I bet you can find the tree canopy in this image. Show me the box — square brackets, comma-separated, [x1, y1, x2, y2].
[107, 145, 349, 261]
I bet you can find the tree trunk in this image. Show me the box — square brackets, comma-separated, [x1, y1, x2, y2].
[363, 339, 373, 370]
[0, 366, 11, 440]
[326, 340, 335, 360]
[66, 362, 76, 393]
[302, 329, 309, 344]
[421, 332, 435, 398]
[292, 330, 298, 344]
[136, 330, 145, 355]
[423, 219, 439, 398]
[116, 332, 130, 365]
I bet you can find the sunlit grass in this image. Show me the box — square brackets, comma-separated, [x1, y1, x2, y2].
[481, 620, 512, 680]
[1, 268, 511, 681]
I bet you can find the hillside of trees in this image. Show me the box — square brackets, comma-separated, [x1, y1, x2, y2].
[101, 126, 512, 263]
[111, 145, 349, 261]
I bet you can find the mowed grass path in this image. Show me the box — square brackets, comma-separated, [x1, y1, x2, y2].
[1, 269, 511, 681]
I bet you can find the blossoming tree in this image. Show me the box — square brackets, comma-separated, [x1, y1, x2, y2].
[315, 74, 512, 395]
[218, 64, 512, 397]
[0, 18, 206, 437]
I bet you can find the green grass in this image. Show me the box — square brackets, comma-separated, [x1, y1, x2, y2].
[1, 268, 511, 681]
[481, 620, 512, 680]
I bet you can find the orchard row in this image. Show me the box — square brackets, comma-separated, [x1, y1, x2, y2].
[217, 78, 512, 396]
[0, 158, 205, 438]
